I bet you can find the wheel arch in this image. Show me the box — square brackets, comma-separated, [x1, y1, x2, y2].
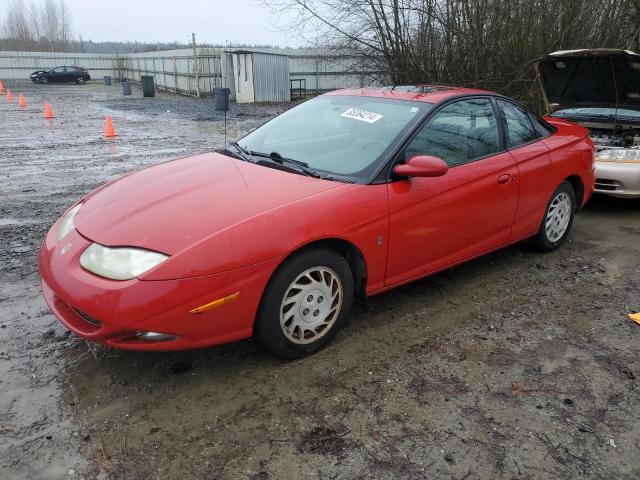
[279, 238, 368, 298]
[564, 175, 584, 209]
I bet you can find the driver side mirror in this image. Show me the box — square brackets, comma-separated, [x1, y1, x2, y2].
[394, 155, 448, 178]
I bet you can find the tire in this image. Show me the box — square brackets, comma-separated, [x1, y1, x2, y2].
[77, 77, 86, 85]
[42, 77, 49, 84]
[254, 248, 354, 359]
[529, 181, 576, 252]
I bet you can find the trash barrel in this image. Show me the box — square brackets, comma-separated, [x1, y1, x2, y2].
[214, 87, 230, 111]
[122, 81, 132, 96]
[103, 76, 112, 86]
[141, 75, 155, 97]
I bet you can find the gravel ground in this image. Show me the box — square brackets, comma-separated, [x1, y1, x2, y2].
[1, 81, 639, 480]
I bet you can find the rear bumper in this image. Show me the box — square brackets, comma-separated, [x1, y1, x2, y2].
[594, 161, 640, 198]
[39, 227, 281, 351]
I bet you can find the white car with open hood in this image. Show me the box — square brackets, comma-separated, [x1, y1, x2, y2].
[536, 49, 640, 198]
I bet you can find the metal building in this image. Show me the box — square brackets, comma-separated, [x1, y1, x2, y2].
[224, 50, 290, 103]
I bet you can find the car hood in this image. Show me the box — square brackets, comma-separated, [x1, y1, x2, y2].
[536, 49, 640, 113]
[73, 151, 342, 255]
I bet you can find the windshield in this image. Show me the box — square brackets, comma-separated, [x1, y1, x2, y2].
[237, 95, 430, 181]
[552, 107, 640, 121]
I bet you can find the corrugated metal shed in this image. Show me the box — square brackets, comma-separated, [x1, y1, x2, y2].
[251, 52, 290, 102]
[228, 50, 290, 103]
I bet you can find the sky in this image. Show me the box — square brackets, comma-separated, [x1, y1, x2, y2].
[62, 0, 299, 46]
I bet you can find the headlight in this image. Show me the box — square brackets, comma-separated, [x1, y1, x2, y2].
[80, 243, 168, 280]
[596, 149, 640, 163]
[56, 204, 82, 241]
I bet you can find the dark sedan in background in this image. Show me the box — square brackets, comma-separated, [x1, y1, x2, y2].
[30, 65, 91, 84]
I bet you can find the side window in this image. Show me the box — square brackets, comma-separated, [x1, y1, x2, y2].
[405, 98, 501, 167]
[52, 66, 65, 73]
[529, 114, 552, 138]
[497, 100, 537, 148]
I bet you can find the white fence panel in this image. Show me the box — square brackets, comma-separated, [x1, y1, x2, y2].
[0, 48, 382, 97]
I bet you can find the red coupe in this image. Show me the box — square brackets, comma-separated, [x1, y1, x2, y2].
[39, 86, 595, 358]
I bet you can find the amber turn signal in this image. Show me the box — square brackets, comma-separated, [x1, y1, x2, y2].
[189, 291, 240, 314]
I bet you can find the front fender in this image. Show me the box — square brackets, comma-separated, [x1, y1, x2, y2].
[142, 183, 390, 291]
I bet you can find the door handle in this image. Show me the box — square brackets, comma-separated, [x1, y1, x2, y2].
[497, 174, 512, 185]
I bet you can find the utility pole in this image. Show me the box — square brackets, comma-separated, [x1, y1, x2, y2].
[192, 32, 200, 97]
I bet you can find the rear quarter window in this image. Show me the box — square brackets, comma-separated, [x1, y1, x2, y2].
[529, 114, 554, 138]
[497, 100, 538, 148]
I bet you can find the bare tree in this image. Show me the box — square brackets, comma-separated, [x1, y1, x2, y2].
[629, 0, 640, 51]
[58, 0, 71, 45]
[1, 0, 72, 51]
[266, 0, 637, 108]
[41, 0, 60, 49]
[3, 0, 33, 49]
[29, 0, 42, 42]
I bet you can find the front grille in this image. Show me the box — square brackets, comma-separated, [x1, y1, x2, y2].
[71, 307, 102, 327]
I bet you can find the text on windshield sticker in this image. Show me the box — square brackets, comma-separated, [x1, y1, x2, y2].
[340, 108, 383, 123]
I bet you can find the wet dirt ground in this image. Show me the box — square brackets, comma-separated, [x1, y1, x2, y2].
[1, 82, 639, 480]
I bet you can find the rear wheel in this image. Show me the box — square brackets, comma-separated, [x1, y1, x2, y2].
[530, 181, 576, 252]
[254, 248, 353, 359]
[76, 77, 86, 85]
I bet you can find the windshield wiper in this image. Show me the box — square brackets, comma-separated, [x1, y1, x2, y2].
[228, 142, 252, 161]
[250, 150, 321, 178]
[217, 146, 247, 161]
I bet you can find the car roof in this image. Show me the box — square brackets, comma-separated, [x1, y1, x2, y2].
[325, 85, 496, 104]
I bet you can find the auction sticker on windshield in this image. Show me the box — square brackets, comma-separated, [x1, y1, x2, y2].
[340, 108, 384, 123]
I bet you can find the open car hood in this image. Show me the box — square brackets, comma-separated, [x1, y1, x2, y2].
[536, 49, 640, 113]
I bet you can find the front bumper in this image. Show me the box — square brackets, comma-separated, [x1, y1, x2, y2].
[594, 160, 640, 198]
[39, 227, 281, 351]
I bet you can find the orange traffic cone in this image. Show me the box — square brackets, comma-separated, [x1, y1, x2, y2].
[44, 101, 55, 119]
[6, 89, 14, 102]
[104, 114, 117, 137]
[18, 94, 27, 108]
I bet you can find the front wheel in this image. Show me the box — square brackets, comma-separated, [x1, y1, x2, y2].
[529, 181, 576, 252]
[254, 249, 354, 359]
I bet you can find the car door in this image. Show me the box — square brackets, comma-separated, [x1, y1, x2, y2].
[385, 97, 519, 286]
[63, 66, 74, 82]
[65, 66, 78, 82]
[495, 99, 554, 240]
[49, 66, 65, 83]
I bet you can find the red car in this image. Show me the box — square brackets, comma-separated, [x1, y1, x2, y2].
[39, 86, 595, 358]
